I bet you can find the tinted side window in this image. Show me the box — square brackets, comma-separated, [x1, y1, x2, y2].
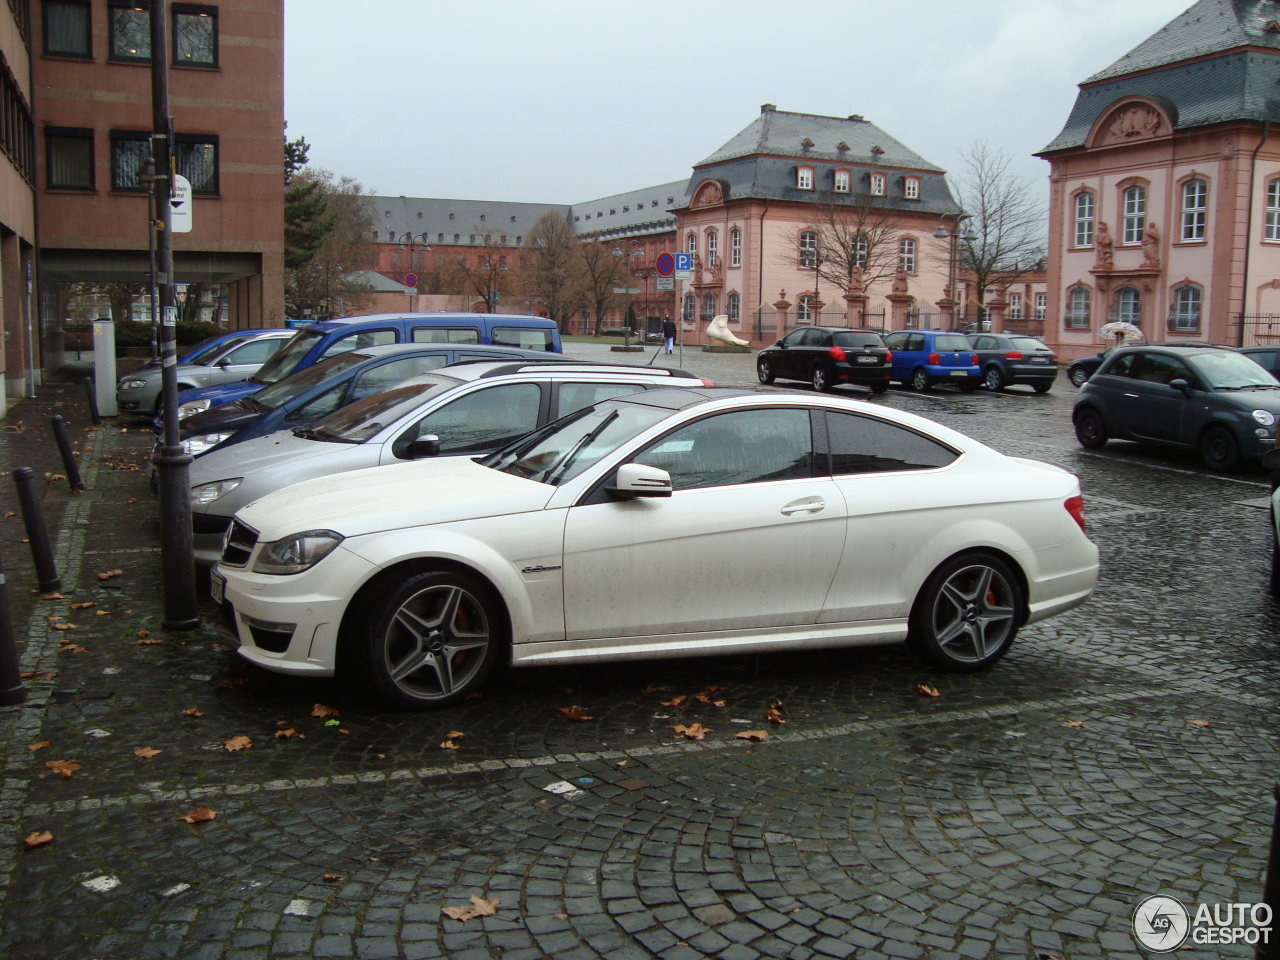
[882, 332, 905, 349]
[222, 338, 282, 365]
[635, 409, 813, 491]
[798, 329, 823, 347]
[492, 326, 554, 350]
[556, 382, 646, 418]
[413, 326, 480, 344]
[319, 329, 397, 358]
[905, 334, 925, 351]
[826, 412, 957, 474]
[1136, 354, 1192, 385]
[971, 336, 995, 350]
[1246, 351, 1277, 372]
[781, 329, 807, 347]
[352, 356, 448, 400]
[394, 383, 542, 457]
[1105, 354, 1138, 378]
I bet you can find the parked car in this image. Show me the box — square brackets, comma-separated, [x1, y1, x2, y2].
[968, 333, 1057, 393]
[169, 342, 563, 459]
[881, 330, 980, 392]
[213, 388, 1099, 709]
[755, 327, 891, 393]
[1237, 346, 1280, 380]
[1072, 343, 1280, 471]
[117, 329, 293, 414]
[190, 361, 710, 565]
[163, 312, 564, 426]
[1066, 349, 1110, 387]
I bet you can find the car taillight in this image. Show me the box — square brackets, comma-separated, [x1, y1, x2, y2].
[1065, 495, 1085, 532]
[884, 349, 892, 363]
[928, 352, 940, 364]
[1052, 352, 1058, 361]
[971, 353, 979, 365]
[699, 378, 714, 387]
[1004, 351, 1023, 360]
[828, 346, 847, 361]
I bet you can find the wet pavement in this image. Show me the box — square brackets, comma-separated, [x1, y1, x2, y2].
[0, 347, 1276, 959]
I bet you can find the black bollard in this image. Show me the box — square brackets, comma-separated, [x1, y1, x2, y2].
[1259, 779, 1280, 959]
[83, 376, 100, 426]
[12, 468, 59, 592]
[49, 416, 84, 492]
[0, 550, 24, 706]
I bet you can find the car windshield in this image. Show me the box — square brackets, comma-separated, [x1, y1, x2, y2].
[306, 373, 462, 443]
[249, 351, 372, 411]
[249, 328, 323, 384]
[1010, 337, 1047, 352]
[935, 335, 971, 351]
[1189, 352, 1280, 389]
[833, 331, 883, 348]
[483, 399, 671, 486]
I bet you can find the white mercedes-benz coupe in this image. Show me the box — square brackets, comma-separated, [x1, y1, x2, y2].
[213, 388, 1099, 709]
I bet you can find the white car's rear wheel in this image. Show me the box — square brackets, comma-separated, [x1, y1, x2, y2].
[908, 553, 1023, 671]
[360, 569, 504, 709]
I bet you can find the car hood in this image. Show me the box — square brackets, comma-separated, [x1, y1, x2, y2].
[235, 457, 552, 541]
[190, 430, 346, 485]
[180, 400, 260, 439]
[175, 379, 264, 406]
[1212, 388, 1280, 411]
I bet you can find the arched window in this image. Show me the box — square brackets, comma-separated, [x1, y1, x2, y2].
[683, 293, 696, 321]
[797, 295, 815, 322]
[1074, 192, 1094, 247]
[1267, 179, 1280, 241]
[1122, 186, 1146, 244]
[1181, 180, 1207, 241]
[799, 230, 817, 268]
[730, 228, 741, 267]
[1065, 286, 1092, 328]
[727, 292, 740, 322]
[706, 230, 718, 266]
[1115, 286, 1141, 324]
[1170, 284, 1202, 332]
[702, 293, 716, 319]
[687, 233, 697, 256]
[899, 238, 916, 274]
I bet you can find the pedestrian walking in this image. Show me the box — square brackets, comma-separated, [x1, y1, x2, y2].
[661, 315, 677, 354]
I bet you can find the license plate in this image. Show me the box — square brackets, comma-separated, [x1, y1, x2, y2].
[855, 355, 877, 363]
[210, 571, 225, 604]
[1029, 356, 1049, 363]
[949, 370, 968, 376]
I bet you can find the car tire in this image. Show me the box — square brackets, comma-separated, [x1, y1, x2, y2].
[907, 551, 1023, 672]
[811, 364, 831, 392]
[757, 357, 775, 385]
[910, 368, 932, 392]
[1199, 425, 1240, 473]
[1074, 408, 1108, 449]
[983, 366, 1005, 391]
[1068, 367, 1089, 388]
[869, 382, 889, 395]
[1033, 383, 1052, 395]
[358, 567, 505, 710]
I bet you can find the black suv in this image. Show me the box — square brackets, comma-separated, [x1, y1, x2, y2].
[756, 327, 890, 393]
[968, 333, 1057, 392]
[1072, 343, 1280, 471]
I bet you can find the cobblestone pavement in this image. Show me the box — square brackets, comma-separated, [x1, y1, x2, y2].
[0, 349, 1276, 959]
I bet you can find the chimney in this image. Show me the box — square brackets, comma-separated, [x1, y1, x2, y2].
[761, 103, 776, 114]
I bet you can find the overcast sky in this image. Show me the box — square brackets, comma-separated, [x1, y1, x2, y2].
[284, 0, 1193, 209]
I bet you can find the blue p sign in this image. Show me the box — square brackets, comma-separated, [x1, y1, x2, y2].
[674, 253, 693, 271]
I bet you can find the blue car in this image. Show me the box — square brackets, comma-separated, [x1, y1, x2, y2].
[881, 330, 981, 392]
[160, 312, 563, 432]
[171, 342, 565, 458]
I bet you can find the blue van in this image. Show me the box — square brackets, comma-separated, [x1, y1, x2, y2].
[166, 312, 562, 422]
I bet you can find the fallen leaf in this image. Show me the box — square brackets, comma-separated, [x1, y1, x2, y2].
[735, 730, 769, 742]
[442, 894, 500, 921]
[446, 730, 465, 740]
[69, 601, 95, 610]
[126, 498, 138, 504]
[27, 741, 50, 751]
[61, 644, 88, 653]
[311, 703, 339, 718]
[22, 830, 53, 849]
[694, 692, 714, 704]
[136, 629, 150, 638]
[52, 622, 74, 631]
[916, 683, 941, 698]
[439, 740, 459, 750]
[323, 873, 343, 882]
[1188, 719, 1211, 728]
[337, 728, 349, 735]
[764, 708, 786, 725]
[223, 735, 252, 751]
[179, 807, 216, 824]
[95, 569, 123, 580]
[134, 747, 161, 759]
[214, 676, 247, 688]
[45, 759, 81, 779]
[3, 511, 13, 517]
[182, 709, 203, 718]
[95, 610, 108, 617]
[639, 685, 657, 694]
[1063, 719, 1084, 728]
[555, 912, 568, 919]
[558, 705, 593, 722]
[660, 695, 687, 707]
[616, 759, 627, 768]
[275, 728, 303, 739]
[670, 723, 710, 740]
[136, 637, 163, 646]
[42, 592, 64, 600]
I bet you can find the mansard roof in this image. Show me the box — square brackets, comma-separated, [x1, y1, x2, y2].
[567, 180, 686, 238]
[371, 197, 567, 246]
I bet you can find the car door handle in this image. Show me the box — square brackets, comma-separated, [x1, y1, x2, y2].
[781, 497, 825, 516]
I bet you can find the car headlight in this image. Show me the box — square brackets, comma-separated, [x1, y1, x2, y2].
[177, 399, 212, 419]
[251, 530, 344, 576]
[185, 432, 235, 456]
[1253, 409, 1276, 427]
[119, 379, 148, 390]
[190, 478, 242, 505]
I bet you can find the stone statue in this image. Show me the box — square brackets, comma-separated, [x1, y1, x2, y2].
[706, 315, 749, 347]
[848, 266, 865, 296]
[892, 265, 909, 294]
[1143, 222, 1160, 265]
[1095, 221, 1114, 270]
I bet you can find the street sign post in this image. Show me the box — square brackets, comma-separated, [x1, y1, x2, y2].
[403, 273, 418, 289]
[170, 174, 192, 233]
[655, 277, 674, 291]
[674, 251, 692, 280]
[655, 253, 675, 277]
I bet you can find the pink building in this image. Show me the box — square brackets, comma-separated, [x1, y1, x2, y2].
[1039, 0, 1280, 361]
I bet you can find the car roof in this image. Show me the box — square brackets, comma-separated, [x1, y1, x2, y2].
[332, 342, 552, 360]
[1112, 342, 1236, 355]
[445, 360, 704, 381]
[302, 312, 559, 332]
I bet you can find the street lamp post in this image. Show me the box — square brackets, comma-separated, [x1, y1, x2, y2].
[933, 215, 977, 329]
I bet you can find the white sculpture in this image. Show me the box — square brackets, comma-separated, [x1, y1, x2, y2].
[706, 314, 749, 347]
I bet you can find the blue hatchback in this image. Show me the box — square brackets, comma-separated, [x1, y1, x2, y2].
[881, 330, 981, 392]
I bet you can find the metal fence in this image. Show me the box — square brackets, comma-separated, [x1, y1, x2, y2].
[1231, 315, 1280, 347]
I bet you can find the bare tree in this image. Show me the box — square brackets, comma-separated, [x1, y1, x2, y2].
[518, 211, 581, 329]
[437, 228, 520, 312]
[950, 142, 1046, 315]
[778, 194, 903, 299]
[578, 240, 628, 334]
[284, 169, 379, 319]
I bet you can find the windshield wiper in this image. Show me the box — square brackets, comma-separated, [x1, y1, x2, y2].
[541, 412, 619, 486]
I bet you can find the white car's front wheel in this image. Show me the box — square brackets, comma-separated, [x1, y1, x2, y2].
[907, 552, 1023, 671]
[359, 568, 505, 709]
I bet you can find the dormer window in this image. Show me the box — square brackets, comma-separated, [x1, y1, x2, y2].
[837, 141, 849, 151]
[448, 213, 455, 220]
[834, 169, 851, 193]
[870, 173, 886, 196]
[417, 212, 423, 218]
[904, 176, 920, 200]
[801, 137, 814, 148]
[797, 166, 814, 190]
[479, 214, 486, 221]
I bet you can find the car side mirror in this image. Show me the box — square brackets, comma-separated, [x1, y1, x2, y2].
[1168, 378, 1191, 393]
[405, 434, 440, 459]
[775, 340, 785, 348]
[606, 462, 672, 499]
[216, 357, 231, 368]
